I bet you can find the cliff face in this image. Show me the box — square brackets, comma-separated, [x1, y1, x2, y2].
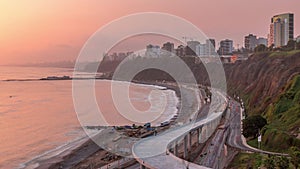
[225, 51, 300, 115]
[225, 51, 300, 151]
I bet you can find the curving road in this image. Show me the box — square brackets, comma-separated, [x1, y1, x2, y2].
[226, 100, 288, 156]
[132, 89, 228, 169]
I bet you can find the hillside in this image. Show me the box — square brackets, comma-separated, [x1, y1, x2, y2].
[225, 50, 300, 151]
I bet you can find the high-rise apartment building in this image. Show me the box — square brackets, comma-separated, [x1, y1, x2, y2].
[218, 39, 233, 55]
[244, 34, 257, 51]
[205, 39, 216, 56]
[268, 13, 294, 47]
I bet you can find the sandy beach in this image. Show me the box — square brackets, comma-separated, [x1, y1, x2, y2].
[35, 81, 202, 169]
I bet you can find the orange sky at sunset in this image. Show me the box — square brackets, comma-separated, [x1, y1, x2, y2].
[0, 0, 299, 65]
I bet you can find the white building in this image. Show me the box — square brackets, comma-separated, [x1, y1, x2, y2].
[205, 39, 217, 56]
[244, 34, 257, 51]
[269, 13, 294, 47]
[257, 37, 268, 46]
[196, 44, 206, 56]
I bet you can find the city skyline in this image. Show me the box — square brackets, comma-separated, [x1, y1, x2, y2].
[1, 1, 300, 64]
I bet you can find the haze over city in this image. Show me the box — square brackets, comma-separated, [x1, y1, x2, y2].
[1, 0, 300, 64]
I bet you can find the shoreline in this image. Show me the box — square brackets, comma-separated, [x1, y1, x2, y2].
[48, 80, 201, 169]
[21, 79, 187, 169]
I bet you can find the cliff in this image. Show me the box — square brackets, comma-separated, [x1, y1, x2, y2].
[225, 50, 300, 151]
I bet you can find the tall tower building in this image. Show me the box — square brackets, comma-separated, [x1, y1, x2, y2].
[269, 13, 294, 47]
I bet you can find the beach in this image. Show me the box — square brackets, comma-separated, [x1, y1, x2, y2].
[39, 81, 202, 169]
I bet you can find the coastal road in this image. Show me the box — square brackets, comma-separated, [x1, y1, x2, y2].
[226, 101, 250, 150]
[132, 90, 228, 169]
[226, 100, 288, 156]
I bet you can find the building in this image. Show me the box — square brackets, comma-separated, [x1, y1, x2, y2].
[244, 34, 257, 51]
[205, 39, 217, 56]
[196, 44, 206, 56]
[161, 42, 175, 54]
[145, 44, 160, 57]
[218, 39, 233, 55]
[257, 37, 268, 46]
[268, 13, 294, 47]
[244, 34, 268, 51]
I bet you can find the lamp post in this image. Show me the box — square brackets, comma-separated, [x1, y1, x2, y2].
[258, 129, 261, 149]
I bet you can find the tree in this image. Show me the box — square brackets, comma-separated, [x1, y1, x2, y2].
[285, 40, 296, 51]
[254, 44, 267, 52]
[289, 146, 300, 169]
[278, 40, 298, 51]
[264, 155, 276, 169]
[276, 156, 289, 169]
[242, 115, 267, 138]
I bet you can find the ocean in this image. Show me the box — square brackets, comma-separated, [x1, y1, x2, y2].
[0, 66, 178, 169]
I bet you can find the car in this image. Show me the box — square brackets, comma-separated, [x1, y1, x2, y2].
[160, 121, 170, 127]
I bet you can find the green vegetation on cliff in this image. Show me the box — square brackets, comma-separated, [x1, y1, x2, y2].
[227, 50, 300, 168]
[225, 50, 300, 152]
[262, 75, 300, 151]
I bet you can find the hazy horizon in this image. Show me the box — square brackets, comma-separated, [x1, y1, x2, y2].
[1, 0, 299, 65]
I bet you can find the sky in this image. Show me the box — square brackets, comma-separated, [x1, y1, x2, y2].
[0, 0, 299, 65]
